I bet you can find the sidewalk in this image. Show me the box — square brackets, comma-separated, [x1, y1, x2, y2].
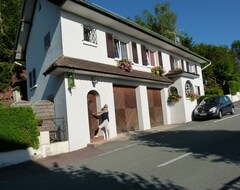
[0, 124, 180, 172]
[88, 123, 181, 148]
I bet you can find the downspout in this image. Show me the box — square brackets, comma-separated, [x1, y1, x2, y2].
[201, 61, 211, 70]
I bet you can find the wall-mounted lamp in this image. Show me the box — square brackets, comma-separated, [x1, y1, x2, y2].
[91, 77, 98, 87]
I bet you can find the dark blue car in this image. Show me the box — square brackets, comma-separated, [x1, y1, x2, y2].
[192, 95, 234, 120]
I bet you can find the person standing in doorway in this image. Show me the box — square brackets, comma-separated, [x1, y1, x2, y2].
[92, 104, 109, 140]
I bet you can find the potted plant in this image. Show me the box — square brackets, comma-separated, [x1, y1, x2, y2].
[187, 92, 199, 102]
[151, 66, 165, 76]
[167, 94, 182, 103]
[167, 86, 182, 104]
[117, 59, 133, 72]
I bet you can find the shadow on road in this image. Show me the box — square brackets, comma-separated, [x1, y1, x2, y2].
[0, 161, 185, 190]
[135, 130, 240, 165]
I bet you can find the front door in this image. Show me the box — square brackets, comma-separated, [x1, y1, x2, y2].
[87, 91, 98, 140]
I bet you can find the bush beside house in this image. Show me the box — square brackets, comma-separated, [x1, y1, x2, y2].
[0, 105, 39, 152]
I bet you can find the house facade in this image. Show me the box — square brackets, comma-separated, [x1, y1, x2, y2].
[15, 0, 210, 151]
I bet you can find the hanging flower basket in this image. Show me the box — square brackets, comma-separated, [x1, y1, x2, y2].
[167, 94, 182, 104]
[187, 92, 199, 101]
[117, 59, 133, 72]
[151, 66, 165, 76]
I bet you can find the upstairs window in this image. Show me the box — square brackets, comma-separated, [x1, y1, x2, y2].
[141, 45, 156, 66]
[170, 55, 182, 70]
[146, 49, 155, 66]
[106, 33, 129, 59]
[114, 39, 128, 59]
[83, 25, 97, 44]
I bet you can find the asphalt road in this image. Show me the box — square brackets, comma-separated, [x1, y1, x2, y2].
[1, 103, 240, 190]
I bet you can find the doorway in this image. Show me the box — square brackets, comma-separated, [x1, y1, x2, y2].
[87, 91, 102, 142]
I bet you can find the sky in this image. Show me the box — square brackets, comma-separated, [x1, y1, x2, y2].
[88, 0, 240, 47]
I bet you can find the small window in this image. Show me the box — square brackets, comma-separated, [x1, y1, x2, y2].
[38, 1, 42, 12]
[114, 39, 128, 59]
[185, 80, 193, 96]
[44, 32, 50, 51]
[32, 68, 36, 86]
[29, 72, 32, 88]
[83, 25, 97, 44]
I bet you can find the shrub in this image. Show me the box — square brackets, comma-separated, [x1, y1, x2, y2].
[0, 105, 39, 152]
[228, 80, 240, 95]
[151, 66, 165, 76]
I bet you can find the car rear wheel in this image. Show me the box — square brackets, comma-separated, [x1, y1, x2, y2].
[230, 107, 234, 115]
[218, 110, 223, 119]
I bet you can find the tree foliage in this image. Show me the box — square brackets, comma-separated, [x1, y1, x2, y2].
[0, 0, 24, 95]
[134, 2, 177, 41]
[193, 44, 240, 94]
[0, 0, 23, 62]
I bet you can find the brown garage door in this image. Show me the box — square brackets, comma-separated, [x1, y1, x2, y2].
[147, 89, 163, 127]
[113, 86, 139, 133]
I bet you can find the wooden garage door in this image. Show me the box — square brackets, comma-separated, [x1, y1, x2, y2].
[147, 89, 163, 127]
[113, 86, 139, 133]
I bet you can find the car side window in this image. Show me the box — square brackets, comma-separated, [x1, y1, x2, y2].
[220, 97, 226, 104]
[223, 96, 230, 103]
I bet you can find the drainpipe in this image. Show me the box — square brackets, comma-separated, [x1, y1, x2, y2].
[201, 61, 211, 70]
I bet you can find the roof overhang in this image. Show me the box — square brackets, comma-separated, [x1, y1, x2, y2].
[44, 56, 173, 87]
[165, 70, 200, 79]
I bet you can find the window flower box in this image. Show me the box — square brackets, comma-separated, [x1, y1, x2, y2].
[151, 66, 165, 76]
[117, 59, 133, 72]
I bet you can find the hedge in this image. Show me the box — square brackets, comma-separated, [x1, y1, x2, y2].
[0, 105, 39, 152]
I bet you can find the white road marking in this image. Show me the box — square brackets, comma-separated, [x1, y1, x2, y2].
[157, 152, 193, 168]
[214, 114, 240, 123]
[97, 144, 136, 157]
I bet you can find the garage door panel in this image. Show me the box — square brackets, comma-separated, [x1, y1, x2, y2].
[114, 86, 139, 133]
[147, 89, 163, 127]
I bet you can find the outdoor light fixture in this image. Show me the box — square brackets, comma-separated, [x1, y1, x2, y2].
[91, 77, 98, 87]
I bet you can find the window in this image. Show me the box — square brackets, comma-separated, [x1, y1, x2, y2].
[29, 72, 32, 88]
[114, 39, 128, 59]
[185, 80, 194, 96]
[32, 68, 36, 86]
[29, 68, 37, 88]
[196, 86, 201, 96]
[131, 42, 138, 63]
[38, 1, 42, 12]
[83, 25, 97, 44]
[169, 55, 182, 70]
[146, 49, 155, 66]
[44, 32, 50, 51]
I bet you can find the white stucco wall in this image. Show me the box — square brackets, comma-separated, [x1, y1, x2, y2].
[26, 1, 63, 102]
[64, 75, 117, 151]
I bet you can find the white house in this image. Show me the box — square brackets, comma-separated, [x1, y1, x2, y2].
[14, 0, 210, 152]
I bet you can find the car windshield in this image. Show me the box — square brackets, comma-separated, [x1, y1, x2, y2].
[200, 97, 220, 106]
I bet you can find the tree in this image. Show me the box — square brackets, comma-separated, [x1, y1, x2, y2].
[0, 0, 23, 62]
[133, 2, 177, 41]
[231, 40, 240, 54]
[193, 44, 240, 95]
[0, 0, 25, 98]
